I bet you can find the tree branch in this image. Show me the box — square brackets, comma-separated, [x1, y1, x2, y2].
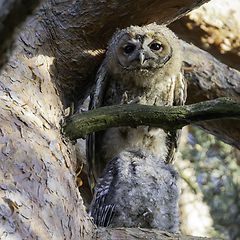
[96, 227, 208, 240]
[64, 97, 240, 140]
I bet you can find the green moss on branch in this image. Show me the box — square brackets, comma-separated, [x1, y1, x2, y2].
[63, 97, 240, 140]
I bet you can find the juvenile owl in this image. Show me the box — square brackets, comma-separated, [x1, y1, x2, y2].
[90, 148, 180, 231]
[87, 23, 186, 192]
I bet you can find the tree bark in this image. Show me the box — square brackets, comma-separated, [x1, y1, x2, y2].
[0, 48, 93, 239]
[0, 0, 46, 71]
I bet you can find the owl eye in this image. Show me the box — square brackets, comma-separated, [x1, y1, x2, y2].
[149, 42, 163, 51]
[124, 45, 135, 54]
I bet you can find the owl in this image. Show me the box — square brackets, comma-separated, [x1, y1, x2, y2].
[90, 148, 180, 231]
[86, 23, 186, 192]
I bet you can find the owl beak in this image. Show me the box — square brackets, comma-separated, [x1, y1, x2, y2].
[139, 52, 145, 65]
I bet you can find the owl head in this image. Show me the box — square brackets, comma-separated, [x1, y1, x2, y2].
[106, 23, 182, 77]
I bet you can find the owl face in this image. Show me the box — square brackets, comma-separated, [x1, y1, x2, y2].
[116, 32, 172, 70]
[106, 23, 182, 75]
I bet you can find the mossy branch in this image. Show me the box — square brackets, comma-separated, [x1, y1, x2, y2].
[63, 97, 240, 140]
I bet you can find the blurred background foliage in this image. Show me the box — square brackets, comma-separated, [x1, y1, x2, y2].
[179, 125, 240, 240]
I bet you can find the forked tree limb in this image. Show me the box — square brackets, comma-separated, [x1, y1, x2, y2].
[64, 97, 240, 140]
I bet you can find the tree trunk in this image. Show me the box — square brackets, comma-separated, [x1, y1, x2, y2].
[0, 45, 93, 238]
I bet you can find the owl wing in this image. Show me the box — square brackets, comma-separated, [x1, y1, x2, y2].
[166, 71, 187, 163]
[173, 71, 187, 106]
[90, 156, 118, 227]
[86, 58, 110, 192]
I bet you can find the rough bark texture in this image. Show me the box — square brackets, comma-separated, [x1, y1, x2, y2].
[0, 44, 93, 239]
[0, 0, 46, 71]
